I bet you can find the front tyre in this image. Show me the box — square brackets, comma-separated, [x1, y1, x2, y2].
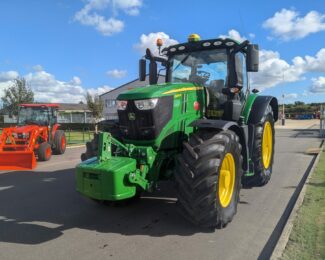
[38, 142, 52, 161]
[175, 130, 243, 228]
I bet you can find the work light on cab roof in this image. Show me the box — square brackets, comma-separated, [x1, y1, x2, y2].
[188, 33, 201, 42]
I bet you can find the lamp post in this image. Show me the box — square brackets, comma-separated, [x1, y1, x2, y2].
[281, 71, 286, 126]
[282, 94, 285, 126]
[320, 104, 325, 137]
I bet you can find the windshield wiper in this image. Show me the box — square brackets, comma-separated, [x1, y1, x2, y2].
[172, 53, 191, 72]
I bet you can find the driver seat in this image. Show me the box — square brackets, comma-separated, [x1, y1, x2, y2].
[208, 79, 227, 104]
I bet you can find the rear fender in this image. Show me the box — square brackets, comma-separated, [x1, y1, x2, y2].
[247, 96, 278, 124]
[51, 123, 60, 141]
[191, 119, 249, 172]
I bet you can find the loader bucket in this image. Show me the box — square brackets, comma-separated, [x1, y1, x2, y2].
[0, 151, 37, 170]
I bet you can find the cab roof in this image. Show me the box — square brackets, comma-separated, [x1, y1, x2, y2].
[162, 37, 244, 56]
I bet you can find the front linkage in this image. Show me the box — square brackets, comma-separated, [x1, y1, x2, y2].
[76, 132, 166, 201]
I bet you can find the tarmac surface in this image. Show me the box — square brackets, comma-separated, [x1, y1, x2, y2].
[0, 126, 323, 260]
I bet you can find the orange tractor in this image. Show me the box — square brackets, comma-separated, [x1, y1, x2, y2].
[0, 104, 66, 170]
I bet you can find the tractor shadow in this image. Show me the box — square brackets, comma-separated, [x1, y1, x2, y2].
[275, 128, 321, 139]
[0, 169, 213, 245]
[291, 128, 320, 139]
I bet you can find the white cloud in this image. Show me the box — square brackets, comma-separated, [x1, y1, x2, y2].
[74, 0, 142, 36]
[251, 48, 325, 91]
[263, 9, 325, 41]
[300, 48, 325, 72]
[0, 68, 112, 103]
[0, 82, 13, 102]
[87, 85, 112, 96]
[219, 29, 247, 42]
[33, 64, 44, 72]
[106, 69, 127, 78]
[0, 71, 19, 82]
[251, 49, 303, 90]
[112, 0, 142, 16]
[134, 32, 178, 55]
[310, 76, 325, 93]
[284, 93, 298, 99]
[70, 76, 82, 85]
[74, 5, 124, 36]
[24, 70, 87, 103]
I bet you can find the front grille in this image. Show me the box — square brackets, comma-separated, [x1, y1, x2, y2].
[118, 96, 173, 140]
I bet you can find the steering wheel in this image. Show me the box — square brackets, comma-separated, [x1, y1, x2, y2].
[197, 71, 210, 82]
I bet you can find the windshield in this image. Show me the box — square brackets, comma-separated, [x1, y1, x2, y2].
[18, 107, 51, 126]
[169, 49, 228, 88]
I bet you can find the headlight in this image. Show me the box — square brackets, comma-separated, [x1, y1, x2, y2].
[117, 100, 128, 110]
[134, 98, 158, 110]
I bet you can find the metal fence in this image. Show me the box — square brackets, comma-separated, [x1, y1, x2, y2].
[65, 128, 93, 144]
[320, 107, 325, 138]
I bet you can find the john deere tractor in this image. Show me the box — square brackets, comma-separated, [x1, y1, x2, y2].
[76, 34, 278, 228]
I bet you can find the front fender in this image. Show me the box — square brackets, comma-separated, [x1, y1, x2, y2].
[247, 96, 278, 125]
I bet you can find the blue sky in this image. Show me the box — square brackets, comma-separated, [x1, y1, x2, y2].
[0, 0, 324, 104]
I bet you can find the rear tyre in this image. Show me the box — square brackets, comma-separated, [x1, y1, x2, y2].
[175, 130, 243, 228]
[53, 130, 66, 155]
[244, 105, 275, 187]
[38, 142, 52, 161]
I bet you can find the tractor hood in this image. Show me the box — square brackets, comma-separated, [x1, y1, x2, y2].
[14, 125, 40, 133]
[117, 82, 204, 100]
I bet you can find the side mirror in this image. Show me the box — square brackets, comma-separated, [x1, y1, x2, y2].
[149, 60, 158, 85]
[246, 44, 259, 72]
[139, 58, 146, 81]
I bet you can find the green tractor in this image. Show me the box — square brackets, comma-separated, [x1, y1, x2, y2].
[76, 34, 278, 228]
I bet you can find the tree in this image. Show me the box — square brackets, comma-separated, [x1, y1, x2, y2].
[86, 92, 104, 132]
[1, 78, 34, 116]
[294, 101, 305, 106]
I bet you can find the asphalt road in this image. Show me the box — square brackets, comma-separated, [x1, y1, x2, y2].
[0, 128, 322, 260]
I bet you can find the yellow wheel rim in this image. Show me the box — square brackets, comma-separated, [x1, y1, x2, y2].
[218, 153, 236, 208]
[262, 121, 273, 169]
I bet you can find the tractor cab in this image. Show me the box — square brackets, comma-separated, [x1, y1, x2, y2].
[18, 104, 59, 126]
[139, 34, 259, 121]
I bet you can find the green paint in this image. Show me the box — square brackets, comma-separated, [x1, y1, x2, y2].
[76, 87, 263, 201]
[244, 171, 255, 177]
[75, 82, 206, 201]
[98, 132, 112, 161]
[128, 169, 150, 191]
[76, 156, 137, 200]
[121, 82, 205, 150]
[117, 83, 203, 100]
[241, 93, 258, 124]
